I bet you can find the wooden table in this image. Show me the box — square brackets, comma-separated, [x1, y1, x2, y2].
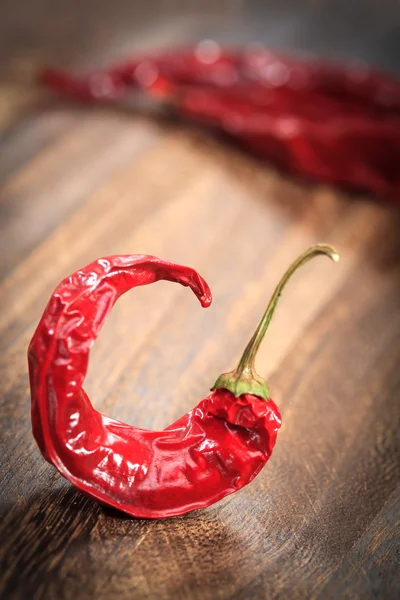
[1, 2, 399, 599]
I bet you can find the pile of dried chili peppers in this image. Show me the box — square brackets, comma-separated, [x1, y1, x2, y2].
[39, 40, 400, 200]
[29, 245, 338, 518]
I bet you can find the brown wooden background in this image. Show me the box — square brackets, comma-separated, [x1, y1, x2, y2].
[0, 1, 399, 599]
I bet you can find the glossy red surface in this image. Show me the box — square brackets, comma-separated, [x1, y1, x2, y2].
[39, 42, 400, 200]
[28, 255, 281, 518]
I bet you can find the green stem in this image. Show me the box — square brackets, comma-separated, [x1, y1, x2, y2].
[211, 244, 339, 400]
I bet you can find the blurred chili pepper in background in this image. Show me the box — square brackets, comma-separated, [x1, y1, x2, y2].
[39, 41, 400, 201]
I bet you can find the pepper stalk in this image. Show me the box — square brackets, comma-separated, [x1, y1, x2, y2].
[211, 244, 339, 401]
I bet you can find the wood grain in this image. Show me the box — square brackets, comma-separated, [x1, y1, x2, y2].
[1, 2, 399, 599]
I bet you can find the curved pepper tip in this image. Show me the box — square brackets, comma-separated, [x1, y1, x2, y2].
[197, 282, 212, 308]
[188, 270, 212, 308]
[200, 293, 212, 308]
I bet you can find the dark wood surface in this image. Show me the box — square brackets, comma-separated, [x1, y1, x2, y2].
[1, 2, 399, 599]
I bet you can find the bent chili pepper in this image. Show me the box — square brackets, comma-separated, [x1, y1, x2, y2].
[28, 245, 338, 518]
[38, 42, 400, 200]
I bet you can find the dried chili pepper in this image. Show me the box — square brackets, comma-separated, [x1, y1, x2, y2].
[28, 245, 338, 518]
[39, 42, 400, 200]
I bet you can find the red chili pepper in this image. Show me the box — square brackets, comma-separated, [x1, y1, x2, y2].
[38, 42, 400, 200]
[28, 246, 338, 518]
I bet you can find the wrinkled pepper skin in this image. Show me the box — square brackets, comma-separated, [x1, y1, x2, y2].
[28, 255, 281, 518]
